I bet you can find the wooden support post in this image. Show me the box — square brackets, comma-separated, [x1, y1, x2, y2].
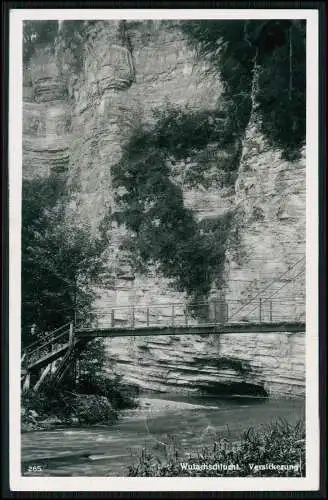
[269, 300, 273, 322]
[111, 309, 115, 328]
[172, 305, 175, 328]
[75, 358, 79, 385]
[185, 308, 188, 327]
[69, 322, 74, 346]
[146, 307, 150, 327]
[226, 302, 229, 322]
[50, 339, 55, 374]
[131, 307, 135, 329]
[22, 373, 30, 391]
[259, 298, 262, 323]
[33, 364, 51, 392]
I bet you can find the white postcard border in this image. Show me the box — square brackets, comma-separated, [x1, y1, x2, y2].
[9, 8, 319, 492]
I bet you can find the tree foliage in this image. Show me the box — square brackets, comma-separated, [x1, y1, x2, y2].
[21, 173, 109, 346]
[23, 20, 59, 63]
[23, 20, 92, 71]
[21, 173, 137, 423]
[180, 20, 306, 159]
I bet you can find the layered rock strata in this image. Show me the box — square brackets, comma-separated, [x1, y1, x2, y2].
[105, 330, 305, 398]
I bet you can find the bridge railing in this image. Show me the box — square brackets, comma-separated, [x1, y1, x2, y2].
[227, 298, 305, 324]
[24, 323, 71, 355]
[77, 298, 305, 331]
[23, 323, 74, 367]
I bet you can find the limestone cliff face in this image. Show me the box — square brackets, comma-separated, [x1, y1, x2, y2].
[23, 49, 72, 179]
[23, 21, 305, 396]
[60, 20, 223, 236]
[223, 123, 306, 324]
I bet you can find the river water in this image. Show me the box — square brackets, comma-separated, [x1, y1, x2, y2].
[21, 393, 305, 477]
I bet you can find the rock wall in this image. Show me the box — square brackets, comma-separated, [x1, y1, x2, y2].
[23, 49, 72, 180]
[222, 121, 306, 324]
[23, 20, 306, 397]
[105, 330, 305, 398]
[60, 20, 224, 238]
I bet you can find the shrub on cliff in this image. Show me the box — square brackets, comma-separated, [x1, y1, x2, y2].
[127, 418, 305, 477]
[180, 20, 306, 159]
[69, 394, 117, 425]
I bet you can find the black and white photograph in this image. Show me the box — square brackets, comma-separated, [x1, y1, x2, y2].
[8, 7, 320, 492]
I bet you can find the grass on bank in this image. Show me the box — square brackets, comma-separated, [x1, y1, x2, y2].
[127, 418, 305, 477]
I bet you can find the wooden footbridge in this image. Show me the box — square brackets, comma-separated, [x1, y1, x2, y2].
[21, 255, 306, 391]
[21, 296, 305, 392]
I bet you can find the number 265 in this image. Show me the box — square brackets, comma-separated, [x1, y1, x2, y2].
[28, 465, 42, 472]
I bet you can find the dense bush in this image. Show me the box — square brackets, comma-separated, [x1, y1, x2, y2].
[69, 394, 116, 425]
[76, 373, 139, 410]
[128, 418, 305, 477]
[21, 371, 138, 431]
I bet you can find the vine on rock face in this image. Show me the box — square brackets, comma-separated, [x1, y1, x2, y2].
[112, 106, 234, 303]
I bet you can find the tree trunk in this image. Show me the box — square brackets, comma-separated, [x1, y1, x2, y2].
[73, 277, 78, 325]
[289, 23, 293, 101]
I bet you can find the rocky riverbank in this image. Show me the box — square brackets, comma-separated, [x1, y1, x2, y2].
[21, 376, 139, 433]
[21, 395, 214, 432]
[21, 394, 118, 433]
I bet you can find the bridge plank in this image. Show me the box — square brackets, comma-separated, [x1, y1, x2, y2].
[75, 321, 305, 338]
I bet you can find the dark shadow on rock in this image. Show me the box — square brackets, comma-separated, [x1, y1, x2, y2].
[197, 381, 269, 399]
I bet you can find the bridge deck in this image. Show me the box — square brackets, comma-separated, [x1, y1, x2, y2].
[25, 321, 305, 372]
[75, 321, 306, 338]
